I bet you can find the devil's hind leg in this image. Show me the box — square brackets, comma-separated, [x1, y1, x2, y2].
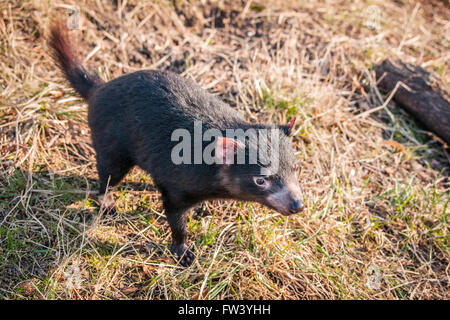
[96, 149, 134, 213]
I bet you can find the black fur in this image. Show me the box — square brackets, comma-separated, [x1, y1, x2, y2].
[48, 22, 103, 100]
[49, 22, 302, 266]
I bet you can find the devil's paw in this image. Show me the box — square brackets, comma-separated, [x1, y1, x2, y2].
[171, 243, 195, 267]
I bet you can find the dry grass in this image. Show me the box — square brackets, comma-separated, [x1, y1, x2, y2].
[0, 0, 449, 299]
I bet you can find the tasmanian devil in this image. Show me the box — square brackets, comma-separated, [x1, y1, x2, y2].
[48, 21, 304, 266]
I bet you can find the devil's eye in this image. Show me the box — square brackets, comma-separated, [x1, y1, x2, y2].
[254, 177, 266, 186]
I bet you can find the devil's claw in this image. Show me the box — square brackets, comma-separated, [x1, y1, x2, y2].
[171, 244, 195, 267]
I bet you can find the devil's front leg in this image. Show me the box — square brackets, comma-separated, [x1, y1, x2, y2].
[163, 201, 195, 267]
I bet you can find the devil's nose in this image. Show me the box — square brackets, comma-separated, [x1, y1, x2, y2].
[290, 200, 304, 214]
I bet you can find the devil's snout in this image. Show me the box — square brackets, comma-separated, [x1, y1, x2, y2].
[290, 199, 304, 214]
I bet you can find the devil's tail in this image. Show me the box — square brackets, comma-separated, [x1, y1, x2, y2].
[48, 21, 103, 100]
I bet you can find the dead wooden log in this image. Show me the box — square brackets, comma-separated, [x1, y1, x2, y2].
[375, 59, 450, 146]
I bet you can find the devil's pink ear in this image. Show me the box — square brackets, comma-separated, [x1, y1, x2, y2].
[215, 137, 243, 165]
[279, 117, 296, 136]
